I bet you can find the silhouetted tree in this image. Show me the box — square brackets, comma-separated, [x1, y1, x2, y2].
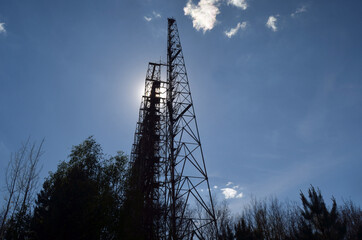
[297, 185, 346, 240]
[2, 137, 362, 240]
[0, 139, 43, 240]
[340, 200, 362, 240]
[203, 187, 360, 240]
[234, 217, 253, 240]
[214, 200, 233, 240]
[3, 206, 32, 240]
[250, 197, 269, 239]
[30, 137, 127, 240]
[267, 198, 288, 240]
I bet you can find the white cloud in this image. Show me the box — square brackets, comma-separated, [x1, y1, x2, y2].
[233, 185, 239, 189]
[227, 0, 247, 10]
[221, 187, 244, 199]
[184, 0, 220, 33]
[226, 181, 233, 186]
[221, 188, 237, 199]
[266, 15, 278, 32]
[153, 11, 161, 18]
[0, 23, 6, 34]
[144, 16, 152, 22]
[224, 21, 246, 38]
[291, 6, 307, 17]
[236, 193, 243, 198]
[213, 185, 218, 189]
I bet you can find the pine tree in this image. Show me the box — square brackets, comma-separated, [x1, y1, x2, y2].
[297, 185, 346, 240]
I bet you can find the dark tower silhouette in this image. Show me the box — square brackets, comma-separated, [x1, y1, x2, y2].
[127, 63, 165, 239]
[129, 18, 217, 239]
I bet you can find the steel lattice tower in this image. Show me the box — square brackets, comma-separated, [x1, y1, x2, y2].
[130, 18, 217, 240]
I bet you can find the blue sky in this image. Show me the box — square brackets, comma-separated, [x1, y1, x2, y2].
[1, 0, 362, 211]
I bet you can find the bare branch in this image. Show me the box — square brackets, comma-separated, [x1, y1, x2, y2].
[0, 138, 44, 239]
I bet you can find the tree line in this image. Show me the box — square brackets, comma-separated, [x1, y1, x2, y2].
[214, 189, 361, 240]
[0, 137, 361, 239]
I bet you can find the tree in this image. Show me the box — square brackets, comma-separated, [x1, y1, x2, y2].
[214, 200, 233, 240]
[340, 200, 362, 240]
[234, 217, 253, 240]
[0, 139, 43, 240]
[267, 197, 289, 240]
[30, 137, 127, 240]
[297, 185, 346, 240]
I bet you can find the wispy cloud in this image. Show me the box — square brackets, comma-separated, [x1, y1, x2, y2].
[226, 0, 247, 10]
[226, 181, 233, 186]
[266, 15, 278, 32]
[184, 0, 220, 33]
[224, 21, 246, 38]
[144, 11, 162, 22]
[213, 185, 218, 189]
[152, 11, 161, 18]
[144, 16, 152, 22]
[291, 6, 307, 17]
[0, 23, 6, 34]
[221, 187, 243, 199]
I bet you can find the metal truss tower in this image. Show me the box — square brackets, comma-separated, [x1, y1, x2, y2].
[130, 18, 217, 239]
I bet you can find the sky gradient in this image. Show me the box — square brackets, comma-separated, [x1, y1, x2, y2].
[1, 0, 362, 211]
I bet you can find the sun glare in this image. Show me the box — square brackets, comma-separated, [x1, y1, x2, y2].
[160, 86, 167, 99]
[139, 82, 145, 99]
